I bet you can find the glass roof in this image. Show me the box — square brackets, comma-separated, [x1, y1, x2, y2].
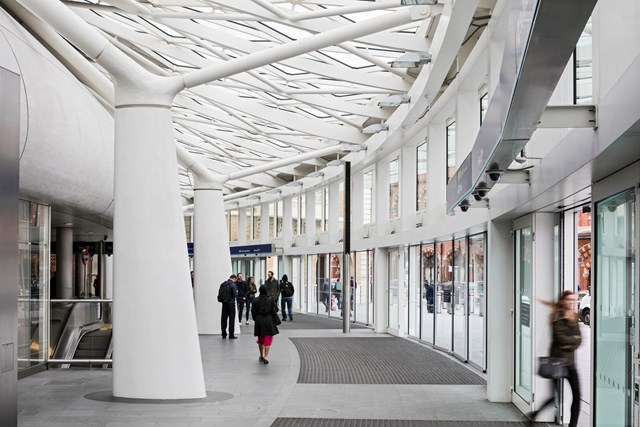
[49, 0, 460, 201]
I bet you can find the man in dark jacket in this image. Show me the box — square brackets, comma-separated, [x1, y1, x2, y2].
[265, 271, 280, 304]
[279, 274, 295, 321]
[220, 274, 238, 339]
[235, 273, 247, 323]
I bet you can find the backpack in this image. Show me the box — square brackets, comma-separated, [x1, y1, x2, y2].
[217, 281, 231, 303]
[282, 282, 294, 297]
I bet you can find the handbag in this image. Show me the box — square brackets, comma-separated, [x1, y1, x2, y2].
[538, 357, 568, 379]
[272, 310, 282, 325]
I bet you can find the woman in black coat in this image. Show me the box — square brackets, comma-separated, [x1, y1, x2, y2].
[251, 285, 280, 364]
[529, 290, 582, 426]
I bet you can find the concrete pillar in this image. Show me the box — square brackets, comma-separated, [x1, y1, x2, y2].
[486, 219, 513, 402]
[74, 253, 84, 298]
[193, 188, 232, 335]
[374, 247, 388, 333]
[56, 227, 74, 299]
[104, 254, 113, 300]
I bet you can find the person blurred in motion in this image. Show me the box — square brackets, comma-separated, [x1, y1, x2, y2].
[251, 285, 279, 364]
[529, 290, 582, 426]
[245, 276, 257, 325]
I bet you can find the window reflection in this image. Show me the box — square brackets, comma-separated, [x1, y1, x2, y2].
[17, 200, 50, 370]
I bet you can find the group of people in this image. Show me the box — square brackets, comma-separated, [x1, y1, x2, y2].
[218, 271, 295, 365]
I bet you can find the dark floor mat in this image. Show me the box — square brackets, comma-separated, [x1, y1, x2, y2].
[291, 337, 485, 385]
[272, 419, 547, 427]
[278, 313, 368, 330]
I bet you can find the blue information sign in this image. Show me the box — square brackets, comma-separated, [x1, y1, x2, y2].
[230, 244, 274, 256]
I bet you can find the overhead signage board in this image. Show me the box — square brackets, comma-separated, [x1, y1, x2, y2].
[230, 244, 274, 256]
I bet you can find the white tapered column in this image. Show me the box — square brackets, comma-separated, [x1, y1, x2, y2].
[193, 187, 232, 334]
[112, 106, 205, 399]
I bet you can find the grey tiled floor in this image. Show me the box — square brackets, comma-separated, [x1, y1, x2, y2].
[17, 315, 562, 426]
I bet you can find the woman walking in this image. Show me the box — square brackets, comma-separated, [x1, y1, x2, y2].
[529, 290, 582, 426]
[245, 276, 257, 325]
[251, 284, 280, 364]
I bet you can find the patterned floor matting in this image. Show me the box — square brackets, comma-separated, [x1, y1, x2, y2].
[278, 313, 367, 330]
[291, 337, 485, 385]
[272, 419, 547, 427]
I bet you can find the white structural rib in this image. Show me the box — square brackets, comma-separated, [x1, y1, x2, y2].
[182, 6, 432, 88]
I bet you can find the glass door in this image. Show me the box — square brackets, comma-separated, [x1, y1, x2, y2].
[388, 248, 400, 330]
[594, 188, 635, 426]
[421, 244, 435, 344]
[514, 223, 533, 403]
[408, 246, 419, 337]
[453, 237, 467, 360]
[468, 233, 486, 369]
[435, 240, 453, 350]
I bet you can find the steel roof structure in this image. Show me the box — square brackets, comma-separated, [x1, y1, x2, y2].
[6, 0, 491, 204]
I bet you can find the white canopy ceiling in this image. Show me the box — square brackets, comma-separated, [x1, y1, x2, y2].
[16, 0, 492, 202]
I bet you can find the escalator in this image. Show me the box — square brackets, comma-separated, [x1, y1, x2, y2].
[50, 299, 112, 368]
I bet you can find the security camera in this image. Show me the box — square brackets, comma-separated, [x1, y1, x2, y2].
[459, 199, 470, 212]
[486, 163, 504, 182]
[475, 181, 490, 198]
[472, 192, 483, 201]
[515, 150, 527, 164]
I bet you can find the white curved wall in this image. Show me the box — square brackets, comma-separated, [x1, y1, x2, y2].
[0, 9, 114, 216]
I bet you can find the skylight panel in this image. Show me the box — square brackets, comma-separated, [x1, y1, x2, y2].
[269, 63, 308, 76]
[318, 50, 374, 69]
[295, 106, 331, 119]
[153, 51, 197, 68]
[260, 22, 313, 41]
[141, 17, 185, 38]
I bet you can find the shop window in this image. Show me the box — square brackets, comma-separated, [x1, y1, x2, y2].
[276, 200, 283, 238]
[446, 120, 456, 183]
[480, 91, 488, 124]
[389, 158, 400, 219]
[363, 170, 375, 225]
[252, 205, 261, 240]
[416, 141, 427, 211]
[574, 17, 592, 104]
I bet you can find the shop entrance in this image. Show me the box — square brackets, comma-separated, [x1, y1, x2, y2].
[593, 187, 636, 426]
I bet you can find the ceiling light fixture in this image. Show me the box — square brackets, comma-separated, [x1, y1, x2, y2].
[362, 123, 389, 134]
[286, 181, 304, 187]
[342, 144, 367, 152]
[307, 171, 325, 178]
[378, 95, 411, 107]
[400, 0, 438, 5]
[390, 52, 432, 68]
[327, 159, 345, 167]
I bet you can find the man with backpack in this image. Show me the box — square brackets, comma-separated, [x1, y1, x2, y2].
[279, 274, 295, 321]
[218, 274, 238, 339]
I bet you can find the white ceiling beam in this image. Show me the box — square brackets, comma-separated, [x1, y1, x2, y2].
[182, 6, 432, 88]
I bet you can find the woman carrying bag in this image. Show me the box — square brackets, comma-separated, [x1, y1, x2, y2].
[251, 284, 280, 364]
[529, 290, 582, 426]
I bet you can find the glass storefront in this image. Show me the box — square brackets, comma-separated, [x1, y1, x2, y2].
[17, 200, 50, 371]
[594, 189, 635, 426]
[353, 250, 374, 325]
[421, 243, 435, 344]
[468, 234, 485, 368]
[515, 226, 533, 403]
[388, 248, 400, 329]
[435, 241, 453, 350]
[453, 237, 467, 359]
[408, 246, 420, 337]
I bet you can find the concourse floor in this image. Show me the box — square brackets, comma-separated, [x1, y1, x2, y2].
[18, 314, 564, 426]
